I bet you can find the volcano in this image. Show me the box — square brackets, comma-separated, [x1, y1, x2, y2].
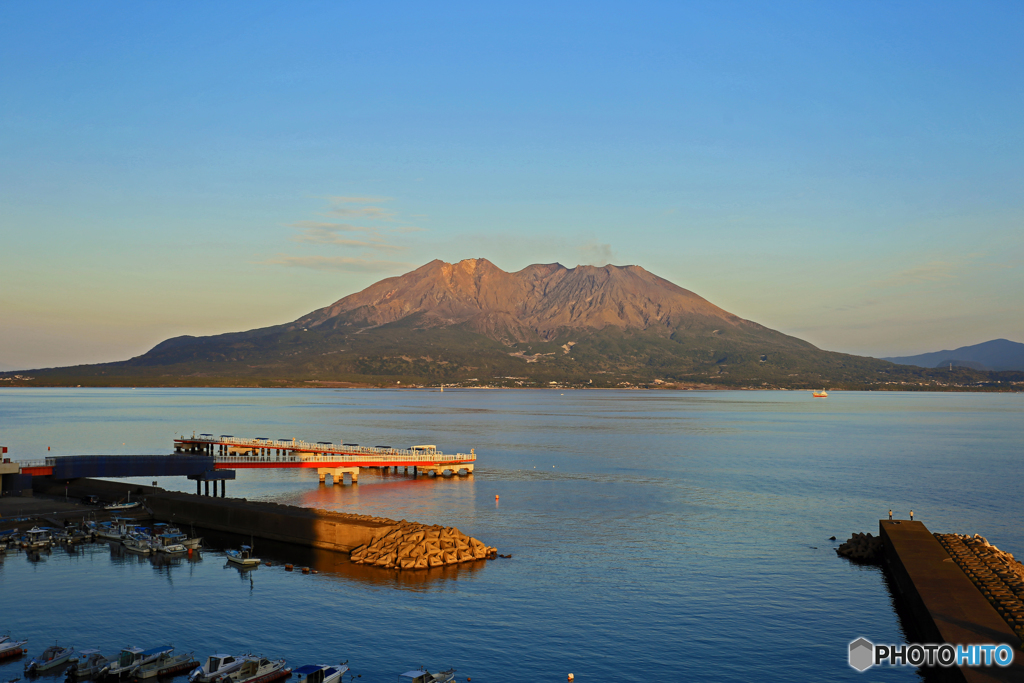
[17, 259, 903, 387]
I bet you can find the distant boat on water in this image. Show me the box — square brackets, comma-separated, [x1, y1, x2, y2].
[812, 389, 828, 398]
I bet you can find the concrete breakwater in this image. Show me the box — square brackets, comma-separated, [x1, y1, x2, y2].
[144, 490, 395, 553]
[350, 521, 497, 569]
[936, 533, 1024, 644]
[31, 478, 497, 568]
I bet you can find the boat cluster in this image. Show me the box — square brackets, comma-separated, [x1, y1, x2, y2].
[0, 520, 202, 557]
[1, 638, 458, 683]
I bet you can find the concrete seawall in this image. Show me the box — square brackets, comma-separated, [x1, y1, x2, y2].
[143, 490, 391, 552]
[880, 519, 1024, 683]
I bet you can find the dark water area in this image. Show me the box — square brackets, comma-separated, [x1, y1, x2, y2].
[1, 388, 1022, 681]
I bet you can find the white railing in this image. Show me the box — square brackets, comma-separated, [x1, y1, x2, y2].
[210, 451, 474, 464]
[14, 459, 49, 468]
[177, 435, 475, 462]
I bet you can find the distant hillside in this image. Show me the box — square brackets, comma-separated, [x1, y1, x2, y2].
[883, 339, 1024, 372]
[5, 259, 1021, 390]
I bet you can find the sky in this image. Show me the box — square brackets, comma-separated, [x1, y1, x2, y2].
[1, 1, 1022, 370]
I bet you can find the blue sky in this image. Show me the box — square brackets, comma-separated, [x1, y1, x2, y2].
[2, 1, 1022, 370]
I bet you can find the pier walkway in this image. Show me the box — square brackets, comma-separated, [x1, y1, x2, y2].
[174, 434, 476, 484]
[880, 519, 1024, 682]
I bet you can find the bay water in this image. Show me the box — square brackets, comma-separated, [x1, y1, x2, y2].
[1, 388, 1022, 681]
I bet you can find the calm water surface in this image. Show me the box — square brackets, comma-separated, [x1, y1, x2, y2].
[1, 388, 1022, 682]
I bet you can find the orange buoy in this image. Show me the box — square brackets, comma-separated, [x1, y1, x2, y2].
[285, 563, 294, 571]
[495, 494, 499, 500]
[265, 561, 272, 567]
[301, 566, 310, 574]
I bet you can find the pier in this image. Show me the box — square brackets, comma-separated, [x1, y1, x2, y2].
[173, 434, 476, 484]
[6, 434, 477, 496]
[880, 519, 1024, 682]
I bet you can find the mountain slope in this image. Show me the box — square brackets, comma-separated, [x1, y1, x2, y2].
[883, 339, 1024, 371]
[10, 258, 1012, 389]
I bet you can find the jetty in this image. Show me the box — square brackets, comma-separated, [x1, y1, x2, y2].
[21, 477, 495, 569]
[4, 433, 477, 498]
[174, 434, 476, 485]
[880, 519, 1024, 682]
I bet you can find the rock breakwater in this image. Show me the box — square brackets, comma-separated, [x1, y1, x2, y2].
[350, 521, 497, 569]
[836, 532, 883, 561]
[936, 532, 1024, 642]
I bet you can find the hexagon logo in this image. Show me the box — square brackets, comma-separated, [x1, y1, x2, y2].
[849, 638, 874, 672]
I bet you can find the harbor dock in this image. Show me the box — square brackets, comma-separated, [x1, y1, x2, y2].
[880, 519, 1024, 682]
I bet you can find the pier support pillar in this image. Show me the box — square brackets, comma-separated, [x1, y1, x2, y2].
[196, 481, 201, 495]
[204, 481, 209, 496]
[220, 480, 225, 497]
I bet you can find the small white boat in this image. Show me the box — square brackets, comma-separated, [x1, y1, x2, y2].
[123, 533, 155, 555]
[65, 650, 110, 679]
[136, 652, 197, 679]
[153, 533, 189, 555]
[0, 637, 28, 661]
[104, 491, 141, 512]
[94, 519, 135, 542]
[107, 646, 173, 678]
[225, 546, 260, 567]
[293, 663, 348, 683]
[22, 527, 53, 549]
[398, 668, 455, 683]
[189, 654, 252, 683]
[153, 525, 202, 551]
[225, 658, 290, 683]
[26, 644, 75, 674]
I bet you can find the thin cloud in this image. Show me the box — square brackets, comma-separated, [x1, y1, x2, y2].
[324, 196, 397, 221]
[874, 259, 967, 289]
[264, 255, 412, 273]
[327, 196, 393, 204]
[327, 205, 397, 220]
[287, 222, 406, 251]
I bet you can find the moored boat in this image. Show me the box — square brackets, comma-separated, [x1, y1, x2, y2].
[292, 662, 348, 683]
[136, 652, 197, 679]
[123, 533, 155, 555]
[224, 658, 289, 683]
[104, 492, 140, 512]
[225, 546, 260, 567]
[189, 654, 252, 683]
[153, 533, 189, 555]
[812, 389, 828, 398]
[22, 527, 54, 549]
[0, 637, 29, 661]
[65, 650, 110, 679]
[26, 644, 75, 674]
[94, 519, 135, 542]
[398, 668, 455, 683]
[108, 647, 173, 678]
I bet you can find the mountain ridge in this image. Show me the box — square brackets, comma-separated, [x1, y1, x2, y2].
[6, 259, 1021, 390]
[882, 339, 1024, 372]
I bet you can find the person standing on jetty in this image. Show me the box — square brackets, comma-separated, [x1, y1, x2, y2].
[910, 510, 914, 521]
[889, 509, 892, 520]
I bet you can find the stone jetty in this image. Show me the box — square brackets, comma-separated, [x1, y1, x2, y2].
[350, 521, 497, 569]
[936, 532, 1024, 643]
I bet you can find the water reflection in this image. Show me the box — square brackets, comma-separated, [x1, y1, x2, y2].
[199, 528, 488, 590]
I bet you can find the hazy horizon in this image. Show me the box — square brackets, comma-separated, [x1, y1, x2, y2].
[2, 2, 1022, 369]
